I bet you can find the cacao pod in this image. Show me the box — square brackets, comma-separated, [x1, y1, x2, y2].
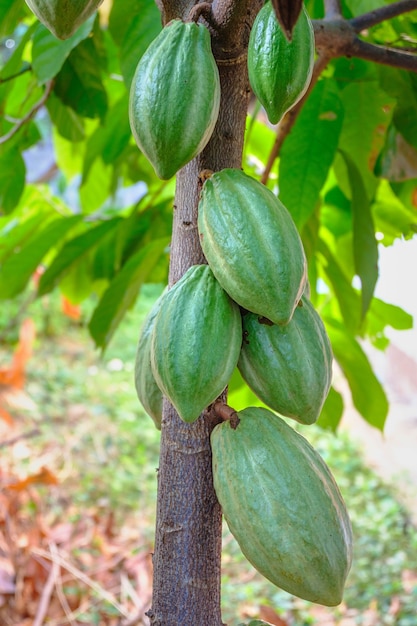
[248, 2, 314, 124]
[198, 168, 307, 326]
[238, 296, 333, 425]
[134, 292, 166, 430]
[129, 20, 220, 180]
[151, 265, 242, 423]
[271, 0, 303, 40]
[211, 407, 353, 606]
[25, 0, 102, 40]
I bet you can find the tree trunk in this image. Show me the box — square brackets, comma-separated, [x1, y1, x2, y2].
[148, 2, 262, 624]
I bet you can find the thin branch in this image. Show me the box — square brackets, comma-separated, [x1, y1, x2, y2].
[324, 0, 343, 19]
[350, 37, 417, 71]
[350, 0, 417, 32]
[0, 80, 54, 145]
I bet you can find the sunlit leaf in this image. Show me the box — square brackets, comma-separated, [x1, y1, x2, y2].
[279, 78, 344, 229]
[0, 215, 82, 298]
[317, 386, 344, 432]
[326, 319, 389, 431]
[38, 218, 122, 295]
[89, 237, 169, 349]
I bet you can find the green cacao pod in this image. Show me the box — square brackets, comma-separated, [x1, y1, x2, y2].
[151, 265, 242, 423]
[129, 20, 220, 180]
[211, 407, 353, 606]
[248, 2, 314, 124]
[198, 168, 307, 326]
[238, 296, 333, 425]
[134, 292, 167, 430]
[25, 0, 102, 39]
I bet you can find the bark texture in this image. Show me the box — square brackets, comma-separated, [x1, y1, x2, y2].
[148, 2, 263, 625]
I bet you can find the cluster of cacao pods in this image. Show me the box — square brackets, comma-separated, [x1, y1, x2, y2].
[132, 5, 352, 608]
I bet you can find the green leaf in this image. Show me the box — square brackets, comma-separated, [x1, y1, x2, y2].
[372, 179, 417, 244]
[379, 67, 417, 151]
[338, 81, 394, 195]
[54, 38, 108, 119]
[366, 297, 413, 348]
[0, 0, 25, 36]
[109, 0, 161, 86]
[38, 218, 121, 295]
[318, 238, 361, 332]
[46, 93, 85, 142]
[0, 215, 82, 298]
[326, 319, 388, 431]
[0, 149, 25, 214]
[82, 95, 131, 182]
[32, 17, 95, 83]
[317, 387, 344, 432]
[278, 78, 344, 229]
[342, 151, 378, 320]
[89, 237, 169, 349]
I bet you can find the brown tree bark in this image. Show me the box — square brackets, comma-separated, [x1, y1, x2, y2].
[147, 2, 263, 625]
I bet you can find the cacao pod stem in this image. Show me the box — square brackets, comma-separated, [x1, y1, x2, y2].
[271, 0, 303, 40]
[213, 401, 240, 429]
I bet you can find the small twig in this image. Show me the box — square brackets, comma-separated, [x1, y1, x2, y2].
[350, 37, 417, 71]
[350, 0, 417, 32]
[187, 2, 213, 24]
[49, 542, 77, 626]
[0, 427, 41, 449]
[0, 80, 54, 145]
[33, 550, 60, 626]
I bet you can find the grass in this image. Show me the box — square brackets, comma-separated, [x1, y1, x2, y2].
[1, 286, 417, 625]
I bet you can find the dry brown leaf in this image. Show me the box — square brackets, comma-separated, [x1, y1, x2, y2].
[259, 604, 289, 626]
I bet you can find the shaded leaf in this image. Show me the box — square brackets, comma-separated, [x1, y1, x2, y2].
[38, 218, 121, 295]
[279, 79, 344, 229]
[317, 386, 344, 432]
[318, 238, 361, 332]
[326, 319, 388, 431]
[54, 38, 108, 120]
[0, 149, 25, 214]
[46, 93, 85, 142]
[0, 215, 82, 298]
[89, 237, 169, 349]
[342, 151, 378, 320]
[32, 17, 95, 83]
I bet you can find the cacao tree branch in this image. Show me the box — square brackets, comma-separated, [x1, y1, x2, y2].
[0, 63, 31, 84]
[324, 0, 342, 19]
[350, 0, 417, 32]
[348, 37, 417, 71]
[0, 80, 54, 145]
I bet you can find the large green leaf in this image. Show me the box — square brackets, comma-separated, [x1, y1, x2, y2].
[0, 0, 25, 36]
[109, 0, 161, 86]
[326, 319, 388, 431]
[366, 297, 413, 349]
[38, 218, 122, 295]
[53, 38, 108, 120]
[317, 386, 344, 432]
[318, 238, 361, 332]
[89, 237, 169, 348]
[31, 17, 95, 83]
[372, 179, 417, 244]
[46, 93, 85, 142]
[342, 152, 378, 320]
[279, 79, 344, 229]
[82, 95, 131, 182]
[0, 215, 82, 298]
[338, 81, 394, 195]
[0, 149, 25, 214]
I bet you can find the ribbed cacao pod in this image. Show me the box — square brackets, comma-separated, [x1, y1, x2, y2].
[134, 292, 166, 430]
[25, 0, 102, 39]
[151, 265, 242, 423]
[198, 168, 307, 326]
[248, 3, 314, 124]
[129, 20, 220, 180]
[238, 296, 333, 425]
[211, 407, 353, 606]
